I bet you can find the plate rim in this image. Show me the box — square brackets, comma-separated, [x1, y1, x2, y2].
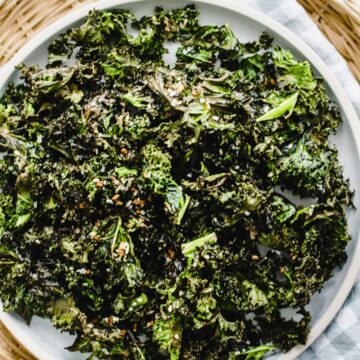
[1, 0, 360, 359]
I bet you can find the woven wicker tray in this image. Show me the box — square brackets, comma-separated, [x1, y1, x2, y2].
[0, 0, 359, 359]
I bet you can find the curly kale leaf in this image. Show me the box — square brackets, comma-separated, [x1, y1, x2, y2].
[142, 144, 190, 223]
[153, 315, 183, 360]
[233, 345, 276, 360]
[257, 92, 298, 121]
[273, 47, 317, 90]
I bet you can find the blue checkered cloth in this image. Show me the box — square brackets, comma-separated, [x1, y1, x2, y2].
[242, 0, 360, 358]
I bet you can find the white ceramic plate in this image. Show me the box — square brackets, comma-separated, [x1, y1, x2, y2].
[1, 1, 360, 359]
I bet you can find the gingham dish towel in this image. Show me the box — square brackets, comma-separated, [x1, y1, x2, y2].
[242, 0, 360, 359]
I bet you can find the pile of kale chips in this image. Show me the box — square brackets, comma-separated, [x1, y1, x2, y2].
[0, 5, 354, 360]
